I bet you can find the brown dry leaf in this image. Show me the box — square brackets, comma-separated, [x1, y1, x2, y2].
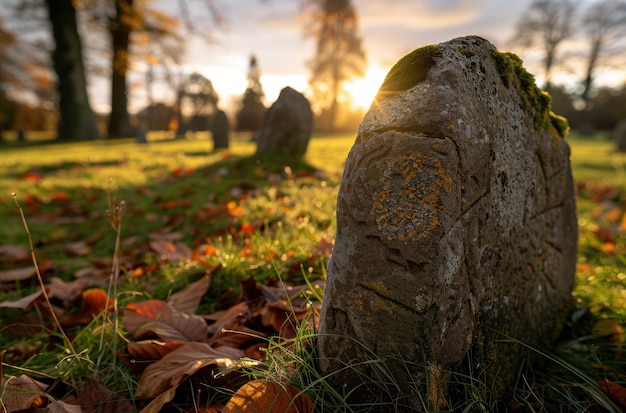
[0, 265, 38, 282]
[61, 289, 114, 327]
[135, 341, 243, 399]
[62, 240, 92, 256]
[149, 239, 190, 261]
[45, 399, 84, 413]
[222, 380, 313, 413]
[168, 274, 211, 314]
[0, 289, 43, 309]
[598, 380, 626, 407]
[0, 244, 29, 263]
[1, 313, 48, 340]
[46, 277, 90, 307]
[73, 266, 110, 279]
[204, 301, 267, 349]
[78, 376, 135, 413]
[206, 303, 248, 331]
[147, 231, 184, 241]
[258, 282, 324, 309]
[82, 288, 114, 314]
[137, 386, 178, 413]
[123, 299, 210, 342]
[207, 323, 267, 351]
[126, 340, 185, 362]
[260, 301, 310, 340]
[0, 374, 48, 412]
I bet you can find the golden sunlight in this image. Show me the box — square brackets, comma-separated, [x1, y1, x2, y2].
[343, 63, 389, 110]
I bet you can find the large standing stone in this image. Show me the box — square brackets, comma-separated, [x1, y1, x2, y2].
[256, 87, 312, 156]
[318, 36, 577, 410]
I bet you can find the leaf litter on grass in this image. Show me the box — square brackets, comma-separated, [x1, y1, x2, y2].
[0, 140, 334, 412]
[3, 134, 626, 411]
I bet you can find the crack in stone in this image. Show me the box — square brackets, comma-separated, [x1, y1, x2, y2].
[357, 281, 417, 313]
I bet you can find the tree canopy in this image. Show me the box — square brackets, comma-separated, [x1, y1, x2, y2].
[304, 0, 366, 131]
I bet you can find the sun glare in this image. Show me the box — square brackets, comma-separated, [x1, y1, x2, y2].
[344, 64, 389, 110]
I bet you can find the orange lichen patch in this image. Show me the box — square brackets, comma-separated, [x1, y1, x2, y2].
[371, 153, 452, 242]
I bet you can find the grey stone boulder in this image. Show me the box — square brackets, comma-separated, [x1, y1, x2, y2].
[212, 109, 229, 150]
[256, 86, 312, 156]
[318, 36, 577, 410]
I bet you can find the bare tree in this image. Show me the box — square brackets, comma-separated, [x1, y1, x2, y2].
[510, 0, 579, 90]
[304, 0, 366, 130]
[579, 0, 626, 108]
[103, 0, 216, 137]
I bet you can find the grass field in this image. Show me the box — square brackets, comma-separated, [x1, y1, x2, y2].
[1, 130, 626, 411]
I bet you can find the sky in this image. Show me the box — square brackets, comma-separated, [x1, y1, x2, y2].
[3, 0, 622, 114]
[113, 0, 540, 114]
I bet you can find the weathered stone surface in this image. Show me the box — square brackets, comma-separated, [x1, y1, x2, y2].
[318, 36, 577, 410]
[613, 119, 626, 152]
[212, 109, 230, 149]
[256, 87, 312, 156]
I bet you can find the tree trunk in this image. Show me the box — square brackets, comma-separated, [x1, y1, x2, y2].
[45, 0, 100, 140]
[107, 0, 135, 138]
[581, 38, 602, 109]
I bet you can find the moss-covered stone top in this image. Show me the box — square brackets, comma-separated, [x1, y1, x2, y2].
[490, 49, 570, 137]
[376, 44, 441, 99]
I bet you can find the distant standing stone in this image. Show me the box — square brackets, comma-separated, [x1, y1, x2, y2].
[318, 36, 577, 410]
[256, 87, 312, 156]
[212, 109, 229, 150]
[613, 119, 626, 152]
[136, 126, 148, 144]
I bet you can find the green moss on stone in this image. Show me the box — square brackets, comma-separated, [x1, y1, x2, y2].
[377, 44, 441, 99]
[457, 45, 475, 58]
[490, 48, 570, 137]
[550, 112, 570, 137]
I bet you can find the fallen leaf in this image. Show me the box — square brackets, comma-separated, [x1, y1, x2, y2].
[222, 380, 313, 413]
[135, 341, 243, 399]
[0, 374, 48, 412]
[240, 222, 255, 236]
[125, 340, 185, 362]
[167, 273, 213, 314]
[47, 277, 90, 308]
[149, 239, 191, 261]
[48, 399, 84, 413]
[598, 380, 626, 407]
[123, 299, 210, 342]
[0, 265, 38, 282]
[59, 289, 114, 327]
[0, 244, 29, 263]
[22, 170, 44, 182]
[119, 341, 186, 373]
[78, 376, 136, 413]
[0, 290, 43, 309]
[137, 386, 178, 413]
[260, 301, 309, 340]
[0, 313, 48, 340]
[62, 240, 92, 256]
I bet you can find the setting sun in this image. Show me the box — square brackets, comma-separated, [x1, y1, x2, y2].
[343, 63, 389, 110]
